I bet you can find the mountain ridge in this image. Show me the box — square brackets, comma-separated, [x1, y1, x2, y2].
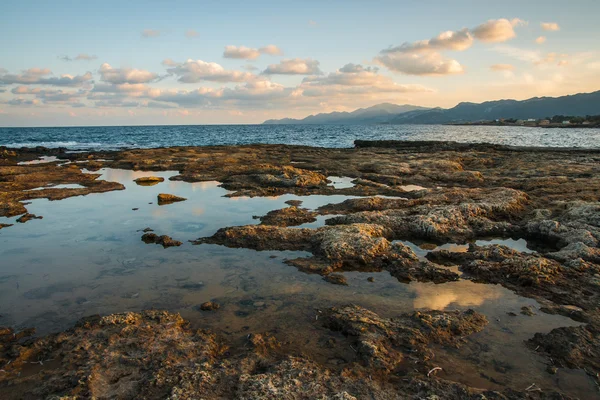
[262, 90, 600, 125]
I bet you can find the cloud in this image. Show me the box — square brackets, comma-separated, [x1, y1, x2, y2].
[490, 64, 515, 71]
[381, 28, 474, 54]
[99, 63, 158, 84]
[242, 64, 259, 71]
[161, 58, 178, 67]
[259, 45, 283, 56]
[223, 45, 260, 60]
[166, 59, 256, 83]
[535, 36, 547, 44]
[376, 52, 464, 76]
[9, 86, 88, 104]
[298, 63, 433, 99]
[0, 68, 93, 87]
[263, 58, 322, 75]
[541, 22, 560, 31]
[377, 19, 524, 76]
[59, 53, 98, 62]
[308, 20, 317, 26]
[471, 18, 526, 43]
[147, 80, 292, 109]
[142, 29, 161, 38]
[223, 45, 283, 59]
[185, 29, 199, 38]
[493, 46, 570, 67]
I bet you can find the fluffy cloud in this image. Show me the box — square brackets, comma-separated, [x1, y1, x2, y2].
[148, 81, 292, 108]
[59, 54, 98, 61]
[299, 63, 433, 99]
[223, 46, 260, 60]
[166, 59, 256, 83]
[541, 22, 560, 31]
[490, 64, 515, 71]
[263, 58, 322, 75]
[142, 29, 161, 38]
[376, 52, 464, 76]
[223, 45, 283, 59]
[377, 19, 524, 76]
[0, 68, 93, 86]
[185, 29, 199, 38]
[471, 18, 525, 43]
[382, 28, 474, 54]
[535, 36, 547, 44]
[99, 63, 158, 84]
[6, 86, 87, 105]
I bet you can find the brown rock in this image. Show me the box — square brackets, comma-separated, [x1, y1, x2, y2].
[199, 301, 220, 311]
[134, 176, 165, 186]
[157, 193, 187, 205]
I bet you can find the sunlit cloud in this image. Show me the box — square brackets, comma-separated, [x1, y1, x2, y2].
[471, 18, 526, 43]
[541, 22, 560, 31]
[166, 59, 257, 83]
[0, 68, 93, 87]
[223, 45, 283, 59]
[99, 63, 158, 84]
[535, 36, 547, 44]
[263, 58, 322, 75]
[376, 52, 464, 76]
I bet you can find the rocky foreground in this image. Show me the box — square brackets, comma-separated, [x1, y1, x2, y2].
[1, 141, 600, 398]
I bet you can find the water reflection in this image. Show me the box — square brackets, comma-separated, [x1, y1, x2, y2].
[0, 167, 591, 397]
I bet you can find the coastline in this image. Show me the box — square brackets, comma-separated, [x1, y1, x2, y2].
[1, 140, 599, 398]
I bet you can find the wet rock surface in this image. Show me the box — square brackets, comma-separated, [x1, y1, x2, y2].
[255, 206, 318, 227]
[3, 141, 600, 396]
[141, 232, 182, 248]
[0, 309, 570, 400]
[133, 176, 165, 186]
[157, 193, 187, 205]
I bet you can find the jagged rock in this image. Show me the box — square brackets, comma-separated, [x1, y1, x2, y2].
[141, 232, 182, 248]
[16, 213, 43, 223]
[157, 193, 187, 205]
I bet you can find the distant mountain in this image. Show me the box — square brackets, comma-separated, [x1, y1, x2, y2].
[262, 103, 429, 125]
[388, 90, 600, 124]
[262, 91, 600, 125]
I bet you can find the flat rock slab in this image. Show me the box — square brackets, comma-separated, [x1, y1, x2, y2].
[134, 176, 165, 186]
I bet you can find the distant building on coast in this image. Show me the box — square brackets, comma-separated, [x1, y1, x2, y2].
[562, 120, 571, 125]
[539, 119, 550, 126]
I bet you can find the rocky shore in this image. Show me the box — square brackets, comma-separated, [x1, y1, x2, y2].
[1, 140, 599, 398]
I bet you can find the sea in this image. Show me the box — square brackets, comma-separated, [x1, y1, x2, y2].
[1, 124, 599, 150]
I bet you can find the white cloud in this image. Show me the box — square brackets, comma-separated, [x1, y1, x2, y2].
[471, 18, 525, 43]
[99, 63, 158, 84]
[142, 29, 161, 38]
[535, 36, 547, 44]
[382, 28, 474, 54]
[223, 46, 261, 60]
[541, 22, 560, 31]
[223, 45, 283, 59]
[166, 59, 256, 83]
[263, 58, 322, 75]
[185, 29, 199, 38]
[259, 44, 283, 56]
[376, 52, 464, 76]
[0, 68, 93, 86]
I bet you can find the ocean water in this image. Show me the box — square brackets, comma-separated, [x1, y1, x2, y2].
[1, 124, 599, 150]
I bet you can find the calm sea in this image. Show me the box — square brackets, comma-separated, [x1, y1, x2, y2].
[0, 124, 599, 150]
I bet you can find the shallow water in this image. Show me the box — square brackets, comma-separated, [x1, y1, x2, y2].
[0, 168, 596, 397]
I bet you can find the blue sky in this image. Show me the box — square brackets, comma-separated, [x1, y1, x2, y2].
[1, 0, 599, 126]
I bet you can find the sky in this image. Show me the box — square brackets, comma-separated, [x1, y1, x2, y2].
[1, 0, 599, 126]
